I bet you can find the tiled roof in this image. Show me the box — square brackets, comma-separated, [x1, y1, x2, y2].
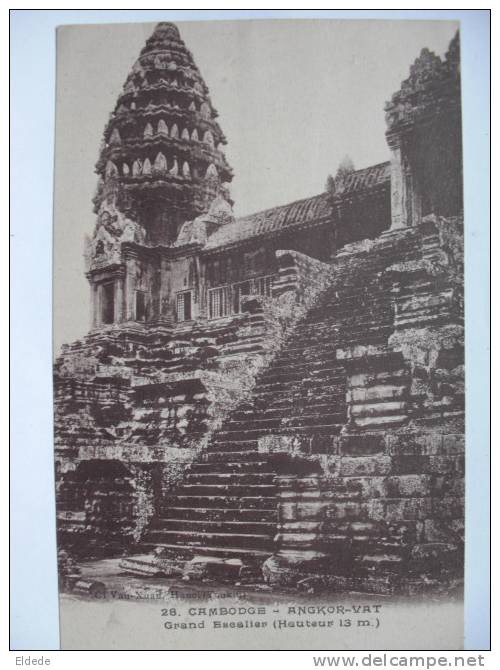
[205, 192, 331, 249]
[204, 161, 390, 250]
[332, 161, 390, 195]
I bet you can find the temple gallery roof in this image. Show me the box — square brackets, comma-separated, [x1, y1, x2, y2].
[204, 161, 390, 250]
[331, 161, 390, 195]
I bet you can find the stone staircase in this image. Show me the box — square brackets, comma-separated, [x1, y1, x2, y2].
[134, 233, 420, 570]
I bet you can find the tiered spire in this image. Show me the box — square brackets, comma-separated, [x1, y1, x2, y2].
[384, 31, 461, 138]
[94, 22, 233, 244]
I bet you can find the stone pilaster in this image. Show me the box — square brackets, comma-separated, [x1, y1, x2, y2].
[388, 138, 420, 230]
[124, 253, 138, 321]
[95, 284, 104, 327]
[90, 283, 99, 328]
[115, 276, 124, 323]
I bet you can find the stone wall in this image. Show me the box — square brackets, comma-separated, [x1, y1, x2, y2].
[54, 247, 334, 555]
[262, 430, 463, 594]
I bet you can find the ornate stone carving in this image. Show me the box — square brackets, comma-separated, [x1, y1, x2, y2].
[84, 199, 146, 271]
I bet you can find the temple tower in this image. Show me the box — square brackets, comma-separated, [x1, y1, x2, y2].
[94, 22, 233, 245]
[385, 33, 462, 229]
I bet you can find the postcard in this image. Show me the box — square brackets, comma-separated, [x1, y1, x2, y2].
[53, 18, 465, 650]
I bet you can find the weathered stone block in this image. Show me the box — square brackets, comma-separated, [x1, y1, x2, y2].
[348, 476, 386, 499]
[182, 556, 243, 581]
[391, 455, 430, 474]
[428, 455, 463, 474]
[422, 519, 464, 543]
[275, 532, 320, 547]
[384, 474, 431, 498]
[351, 400, 406, 416]
[349, 385, 407, 403]
[432, 496, 464, 519]
[409, 542, 461, 573]
[442, 434, 465, 454]
[340, 433, 385, 456]
[258, 434, 294, 454]
[380, 497, 433, 522]
[325, 501, 370, 520]
[339, 455, 392, 476]
[277, 520, 321, 533]
[353, 414, 408, 429]
[280, 501, 328, 521]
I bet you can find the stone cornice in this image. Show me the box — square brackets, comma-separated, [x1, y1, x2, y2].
[85, 263, 125, 282]
[201, 216, 332, 257]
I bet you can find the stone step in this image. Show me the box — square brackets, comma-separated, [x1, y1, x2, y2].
[175, 483, 276, 497]
[262, 356, 339, 375]
[185, 472, 275, 486]
[253, 378, 346, 395]
[207, 439, 259, 453]
[261, 394, 345, 410]
[304, 298, 391, 319]
[140, 542, 273, 561]
[161, 506, 277, 523]
[151, 518, 276, 535]
[145, 529, 275, 551]
[204, 451, 266, 463]
[231, 402, 341, 421]
[217, 412, 346, 435]
[164, 495, 276, 510]
[190, 460, 271, 474]
[212, 424, 343, 445]
[221, 417, 282, 432]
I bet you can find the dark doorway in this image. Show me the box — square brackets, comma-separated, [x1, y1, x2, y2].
[101, 282, 115, 324]
[135, 290, 147, 322]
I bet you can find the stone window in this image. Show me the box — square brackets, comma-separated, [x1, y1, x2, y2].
[206, 163, 218, 178]
[176, 290, 192, 322]
[208, 286, 231, 319]
[101, 282, 115, 324]
[154, 152, 167, 171]
[135, 290, 147, 322]
[158, 119, 169, 136]
[254, 275, 273, 297]
[105, 161, 118, 178]
[203, 130, 214, 147]
[232, 275, 273, 313]
[232, 280, 250, 313]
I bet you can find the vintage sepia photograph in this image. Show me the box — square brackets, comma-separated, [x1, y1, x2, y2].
[51, 18, 466, 650]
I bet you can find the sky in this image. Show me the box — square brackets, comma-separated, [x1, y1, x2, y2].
[53, 18, 458, 353]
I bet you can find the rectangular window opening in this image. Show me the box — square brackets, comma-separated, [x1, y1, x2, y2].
[208, 286, 231, 319]
[101, 282, 115, 324]
[177, 290, 193, 322]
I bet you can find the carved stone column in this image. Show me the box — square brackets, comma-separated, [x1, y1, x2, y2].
[90, 283, 99, 328]
[124, 252, 138, 322]
[388, 136, 419, 230]
[95, 284, 103, 327]
[115, 275, 124, 323]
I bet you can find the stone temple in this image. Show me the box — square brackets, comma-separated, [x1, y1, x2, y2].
[54, 22, 464, 593]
